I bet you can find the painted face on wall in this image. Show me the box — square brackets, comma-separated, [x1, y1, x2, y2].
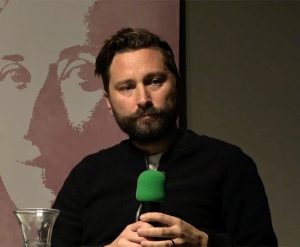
[0, 0, 123, 208]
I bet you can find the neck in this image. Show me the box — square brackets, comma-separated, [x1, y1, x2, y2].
[132, 127, 179, 155]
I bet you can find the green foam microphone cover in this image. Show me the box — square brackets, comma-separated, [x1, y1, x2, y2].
[136, 170, 166, 202]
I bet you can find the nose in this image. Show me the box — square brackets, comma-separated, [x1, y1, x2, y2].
[24, 63, 58, 155]
[136, 85, 152, 109]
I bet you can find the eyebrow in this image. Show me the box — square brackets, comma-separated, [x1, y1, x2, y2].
[113, 71, 168, 87]
[2, 54, 24, 62]
[58, 45, 98, 62]
[143, 71, 168, 81]
[56, 45, 98, 79]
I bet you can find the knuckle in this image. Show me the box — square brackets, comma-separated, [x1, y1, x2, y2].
[178, 228, 184, 238]
[161, 228, 167, 235]
[124, 224, 131, 230]
[174, 221, 184, 238]
[178, 219, 184, 227]
[157, 212, 164, 218]
[165, 242, 172, 247]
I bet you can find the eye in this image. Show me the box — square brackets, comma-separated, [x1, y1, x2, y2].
[144, 73, 167, 86]
[0, 63, 31, 89]
[151, 77, 163, 84]
[144, 77, 164, 88]
[59, 58, 101, 92]
[119, 83, 134, 92]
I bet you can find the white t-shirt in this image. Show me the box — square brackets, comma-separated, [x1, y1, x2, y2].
[147, 153, 163, 170]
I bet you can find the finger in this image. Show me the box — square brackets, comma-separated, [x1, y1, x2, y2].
[117, 237, 145, 247]
[140, 212, 179, 226]
[137, 225, 177, 239]
[126, 234, 146, 244]
[119, 222, 151, 244]
[127, 221, 151, 231]
[141, 239, 176, 247]
[138, 221, 155, 229]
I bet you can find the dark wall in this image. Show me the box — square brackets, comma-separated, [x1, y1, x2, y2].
[185, 1, 300, 245]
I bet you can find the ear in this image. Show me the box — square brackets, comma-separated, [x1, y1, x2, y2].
[104, 92, 113, 115]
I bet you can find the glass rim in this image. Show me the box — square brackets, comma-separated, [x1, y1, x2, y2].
[14, 208, 60, 214]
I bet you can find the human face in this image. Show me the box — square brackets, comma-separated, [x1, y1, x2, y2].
[0, 0, 102, 208]
[107, 48, 178, 143]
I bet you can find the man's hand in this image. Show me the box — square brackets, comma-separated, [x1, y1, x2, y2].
[105, 221, 153, 247]
[137, 212, 208, 247]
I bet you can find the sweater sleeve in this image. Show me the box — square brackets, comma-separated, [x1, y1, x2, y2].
[51, 164, 84, 246]
[209, 148, 278, 246]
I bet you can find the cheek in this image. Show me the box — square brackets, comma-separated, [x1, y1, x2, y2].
[110, 97, 135, 116]
[155, 88, 176, 108]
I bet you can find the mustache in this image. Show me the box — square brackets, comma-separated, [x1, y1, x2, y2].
[132, 107, 164, 119]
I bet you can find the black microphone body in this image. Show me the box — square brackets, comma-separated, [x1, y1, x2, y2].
[137, 202, 162, 227]
[139, 201, 161, 215]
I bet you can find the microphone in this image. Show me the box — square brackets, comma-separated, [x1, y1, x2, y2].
[135, 170, 166, 222]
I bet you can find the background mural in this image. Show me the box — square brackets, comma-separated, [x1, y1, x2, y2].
[0, 0, 180, 245]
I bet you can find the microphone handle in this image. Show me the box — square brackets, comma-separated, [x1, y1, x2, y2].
[137, 202, 161, 227]
[140, 202, 161, 214]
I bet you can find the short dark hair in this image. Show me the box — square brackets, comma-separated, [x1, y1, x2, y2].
[95, 27, 180, 93]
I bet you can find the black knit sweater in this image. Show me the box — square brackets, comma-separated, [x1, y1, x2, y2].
[52, 129, 277, 246]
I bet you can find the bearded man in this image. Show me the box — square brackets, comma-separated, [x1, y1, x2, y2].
[52, 28, 277, 247]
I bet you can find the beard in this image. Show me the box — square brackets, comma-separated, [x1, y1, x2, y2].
[112, 100, 178, 144]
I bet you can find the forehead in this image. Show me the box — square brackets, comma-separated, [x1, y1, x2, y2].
[0, 1, 92, 58]
[110, 48, 166, 73]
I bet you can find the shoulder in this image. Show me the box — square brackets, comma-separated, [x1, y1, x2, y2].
[184, 130, 264, 189]
[70, 139, 132, 176]
[178, 129, 245, 154]
[178, 129, 257, 170]
[55, 139, 135, 200]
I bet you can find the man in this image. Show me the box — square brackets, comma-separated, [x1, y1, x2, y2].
[52, 28, 277, 247]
